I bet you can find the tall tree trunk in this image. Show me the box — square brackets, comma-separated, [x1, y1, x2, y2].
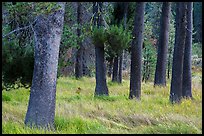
[154, 2, 171, 86]
[129, 2, 145, 100]
[75, 2, 83, 79]
[182, 2, 193, 98]
[118, 2, 128, 84]
[167, 45, 172, 79]
[93, 2, 109, 96]
[25, 3, 65, 129]
[118, 53, 123, 83]
[170, 3, 187, 103]
[112, 56, 119, 82]
[108, 58, 113, 78]
[142, 43, 147, 82]
[81, 2, 95, 77]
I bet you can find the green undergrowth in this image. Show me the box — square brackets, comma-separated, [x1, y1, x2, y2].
[2, 73, 202, 134]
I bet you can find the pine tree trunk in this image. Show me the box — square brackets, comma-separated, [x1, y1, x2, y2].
[108, 58, 113, 78]
[81, 2, 95, 77]
[182, 2, 193, 98]
[118, 53, 123, 83]
[142, 44, 146, 82]
[75, 2, 83, 79]
[129, 2, 145, 100]
[25, 2, 65, 129]
[154, 2, 171, 86]
[118, 2, 128, 84]
[167, 45, 172, 79]
[170, 3, 187, 103]
[93, 2, 109, 96]
[112, 56, 119, 82]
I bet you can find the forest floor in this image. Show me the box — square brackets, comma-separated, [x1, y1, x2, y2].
[2, 68, 202, 134]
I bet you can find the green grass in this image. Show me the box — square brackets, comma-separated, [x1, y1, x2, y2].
[2, 71, 202, 134]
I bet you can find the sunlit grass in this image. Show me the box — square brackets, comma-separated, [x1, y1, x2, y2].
[2, 71, 202, 134]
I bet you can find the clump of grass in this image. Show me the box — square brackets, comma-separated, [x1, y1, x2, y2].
[94, 95, 118, 102]
[64, 95, 81, 102]
[107, 81, 120, 86]
[2, 93, 11, 102]
[54, 116, 107, 134]
[143, 89, 156, 95]
[2, 121, 55, 134]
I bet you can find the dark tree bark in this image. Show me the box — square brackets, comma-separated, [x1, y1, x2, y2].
[112, 56, 119, 82]
[118, 2, 128, 84]
[24, 3, 65, 129]
[170, 3, 187, 103]
[81, 3, 95, 77]
[154, 2, 171, 86]
[129, 2, 145, 100]
[118, 53, 123, 83]
[75, 2, 83, 79]
[107, 58, 113, 78]
[167, 45, 172, 79]
[142, 43, 147, 82]
[93, 2, 109, 96]
[182, 2, 193, 98]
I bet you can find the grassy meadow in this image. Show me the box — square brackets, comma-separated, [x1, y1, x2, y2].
[2, 69, 202, 134]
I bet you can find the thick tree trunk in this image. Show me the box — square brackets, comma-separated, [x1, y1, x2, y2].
[25, 3, 65, 129]
[170, 3, 187, 103]
[75, 2, 83, 79]
[95, 45, 109, 96]
[182, 2, 193, 98]
[129, 2, 145, 100]
[112, 56, 119, 82]
[93, 2, 109, 96]
[154, 2, 171, 86]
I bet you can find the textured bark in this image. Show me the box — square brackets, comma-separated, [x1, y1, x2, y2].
[112, 56, 119, 82]
[75, 2, 83, 79]
[93, 2, 109, 96]
[182, 2, 193, 98]
[24, 3, 65, 129]
[129, 2, 145, 100]
[154, 2, 171, 86]
[170, 3, 187, 103]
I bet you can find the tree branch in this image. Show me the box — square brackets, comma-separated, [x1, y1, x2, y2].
[2, 18, 38, 38]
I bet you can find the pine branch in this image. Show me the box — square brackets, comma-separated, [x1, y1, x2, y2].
[2, 18, 38, 38]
